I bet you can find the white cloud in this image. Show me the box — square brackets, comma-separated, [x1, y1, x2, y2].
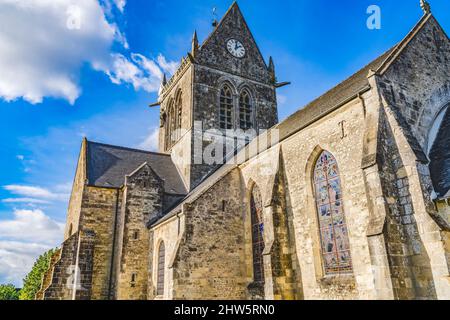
[113, 0, 126, 13]
[157, 54, 179, 75]
[105, 53, 179, 93]
[0, 241, 53, 285]
[3, 185, 70, 202]
[137, 127, 159, 151]
[0, 209, 64, 245]
[0, 208, 64, 286]
[0, 0, 176, 105]
[277, 94, 287, 106]
[2, 198, 51, 205]
[0, 0, 116, 104]
[101, 0, 127, 15]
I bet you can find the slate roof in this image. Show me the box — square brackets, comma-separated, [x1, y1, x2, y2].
[429, 107, 450, 199]
[151, 41, 401, 228]
[86, 141, 187, 195]
[276, 47, 396, 140]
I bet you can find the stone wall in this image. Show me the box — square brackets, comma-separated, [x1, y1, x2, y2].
[64, 139, 87, 240]
[377, 108, 437, 299]
[78, 186, 120, 299]
[42, 233, 79, 300]
[36, 249, 61, 300]
[267, 164, 303, 300]
[42, 231, 95, 300]
[376, 16, 450, 299]
[379, 17, 450, 153]
[169, 169, 249, 299]
[149, 213, 185, 300]
[278, 96, 373, 299]
[115, 165, 163, 300]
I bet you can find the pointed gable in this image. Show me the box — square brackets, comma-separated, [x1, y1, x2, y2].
[196, 2, 270, 84]
[374, 13, 450, 162]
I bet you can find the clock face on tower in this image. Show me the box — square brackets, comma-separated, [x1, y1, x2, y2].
[226, 39, 246, 58]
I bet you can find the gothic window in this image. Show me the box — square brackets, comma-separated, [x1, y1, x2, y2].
[165, 100, 175, 150]
[250, 184, 265, 283]
[313, 151, 352, 275]
[156, 241, 165, 296]
[428, 105, 450, 198]
[220, 85, 233, 130]
[175, 91, 182, 140]
[239, 90, 253, 130]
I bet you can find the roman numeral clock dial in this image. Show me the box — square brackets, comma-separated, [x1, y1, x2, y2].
[226, 39, 246, 58]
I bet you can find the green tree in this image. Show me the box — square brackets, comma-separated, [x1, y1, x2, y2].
[19, 248, 56, 300]
[0, 284, 19, 300]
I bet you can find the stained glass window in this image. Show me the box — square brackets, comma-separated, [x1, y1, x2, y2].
[313, 151, 352, 275]
[250, 184, 265, 283]
[220, 85, 233, 130]
[239, 90, 253, 130]
[175, 92, 182, 140]
[165, 100, 174, 150]
[157, 242, 165, 296]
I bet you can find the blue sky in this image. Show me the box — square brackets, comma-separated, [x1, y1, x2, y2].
[0, 0, 448, 286]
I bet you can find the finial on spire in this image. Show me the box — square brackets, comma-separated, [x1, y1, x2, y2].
[192, 30, 199, 57]
[420, 0, 431, 15]
[158, 73, 167, 96]
[268, 56, 276, 83]
[212, 7, 218, 28]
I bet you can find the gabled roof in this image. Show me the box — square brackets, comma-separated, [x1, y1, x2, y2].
[277, 46, 396, 140]
[276, 12, 444, 142]
[198, 2, 267, 68]
[85, 141, 187, 195]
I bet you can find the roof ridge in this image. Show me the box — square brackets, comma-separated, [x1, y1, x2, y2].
[198, 2, 237, 51]
[87, 140, 170, 157]
[376, 13, 432, 75]
[280, 45, 396, 126]
[197, 2, 268, 68]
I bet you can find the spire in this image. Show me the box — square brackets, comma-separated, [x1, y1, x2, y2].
[158, 73, 167, 96]
[268, 56, 276, 83]
[420, 0, 431, 15]
[192, 30, 199, 57]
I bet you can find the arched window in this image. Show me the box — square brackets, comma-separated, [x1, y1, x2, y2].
[250, 184, 265, 283]
[428, 105, 450, 198]
[165, 100, 175, 150]
[219, 85, 233, 130]
[156, 241, 165, 296]
[313, 151, 352, 275]
[175, 91, 182, 140]
[239, 90, 253, 130]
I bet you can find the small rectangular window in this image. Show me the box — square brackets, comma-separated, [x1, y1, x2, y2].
[131, 273, 137, 287]
[132, 230, 139, 240]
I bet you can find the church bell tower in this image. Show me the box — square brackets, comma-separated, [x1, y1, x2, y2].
[154, 2, 281, 191]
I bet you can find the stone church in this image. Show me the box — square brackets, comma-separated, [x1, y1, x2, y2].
[38, 2, 450, 300]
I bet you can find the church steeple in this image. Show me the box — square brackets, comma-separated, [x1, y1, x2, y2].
[158, 73, 167, 97]
[268, 56, 276, 84]
[192, 30, 199, 57]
